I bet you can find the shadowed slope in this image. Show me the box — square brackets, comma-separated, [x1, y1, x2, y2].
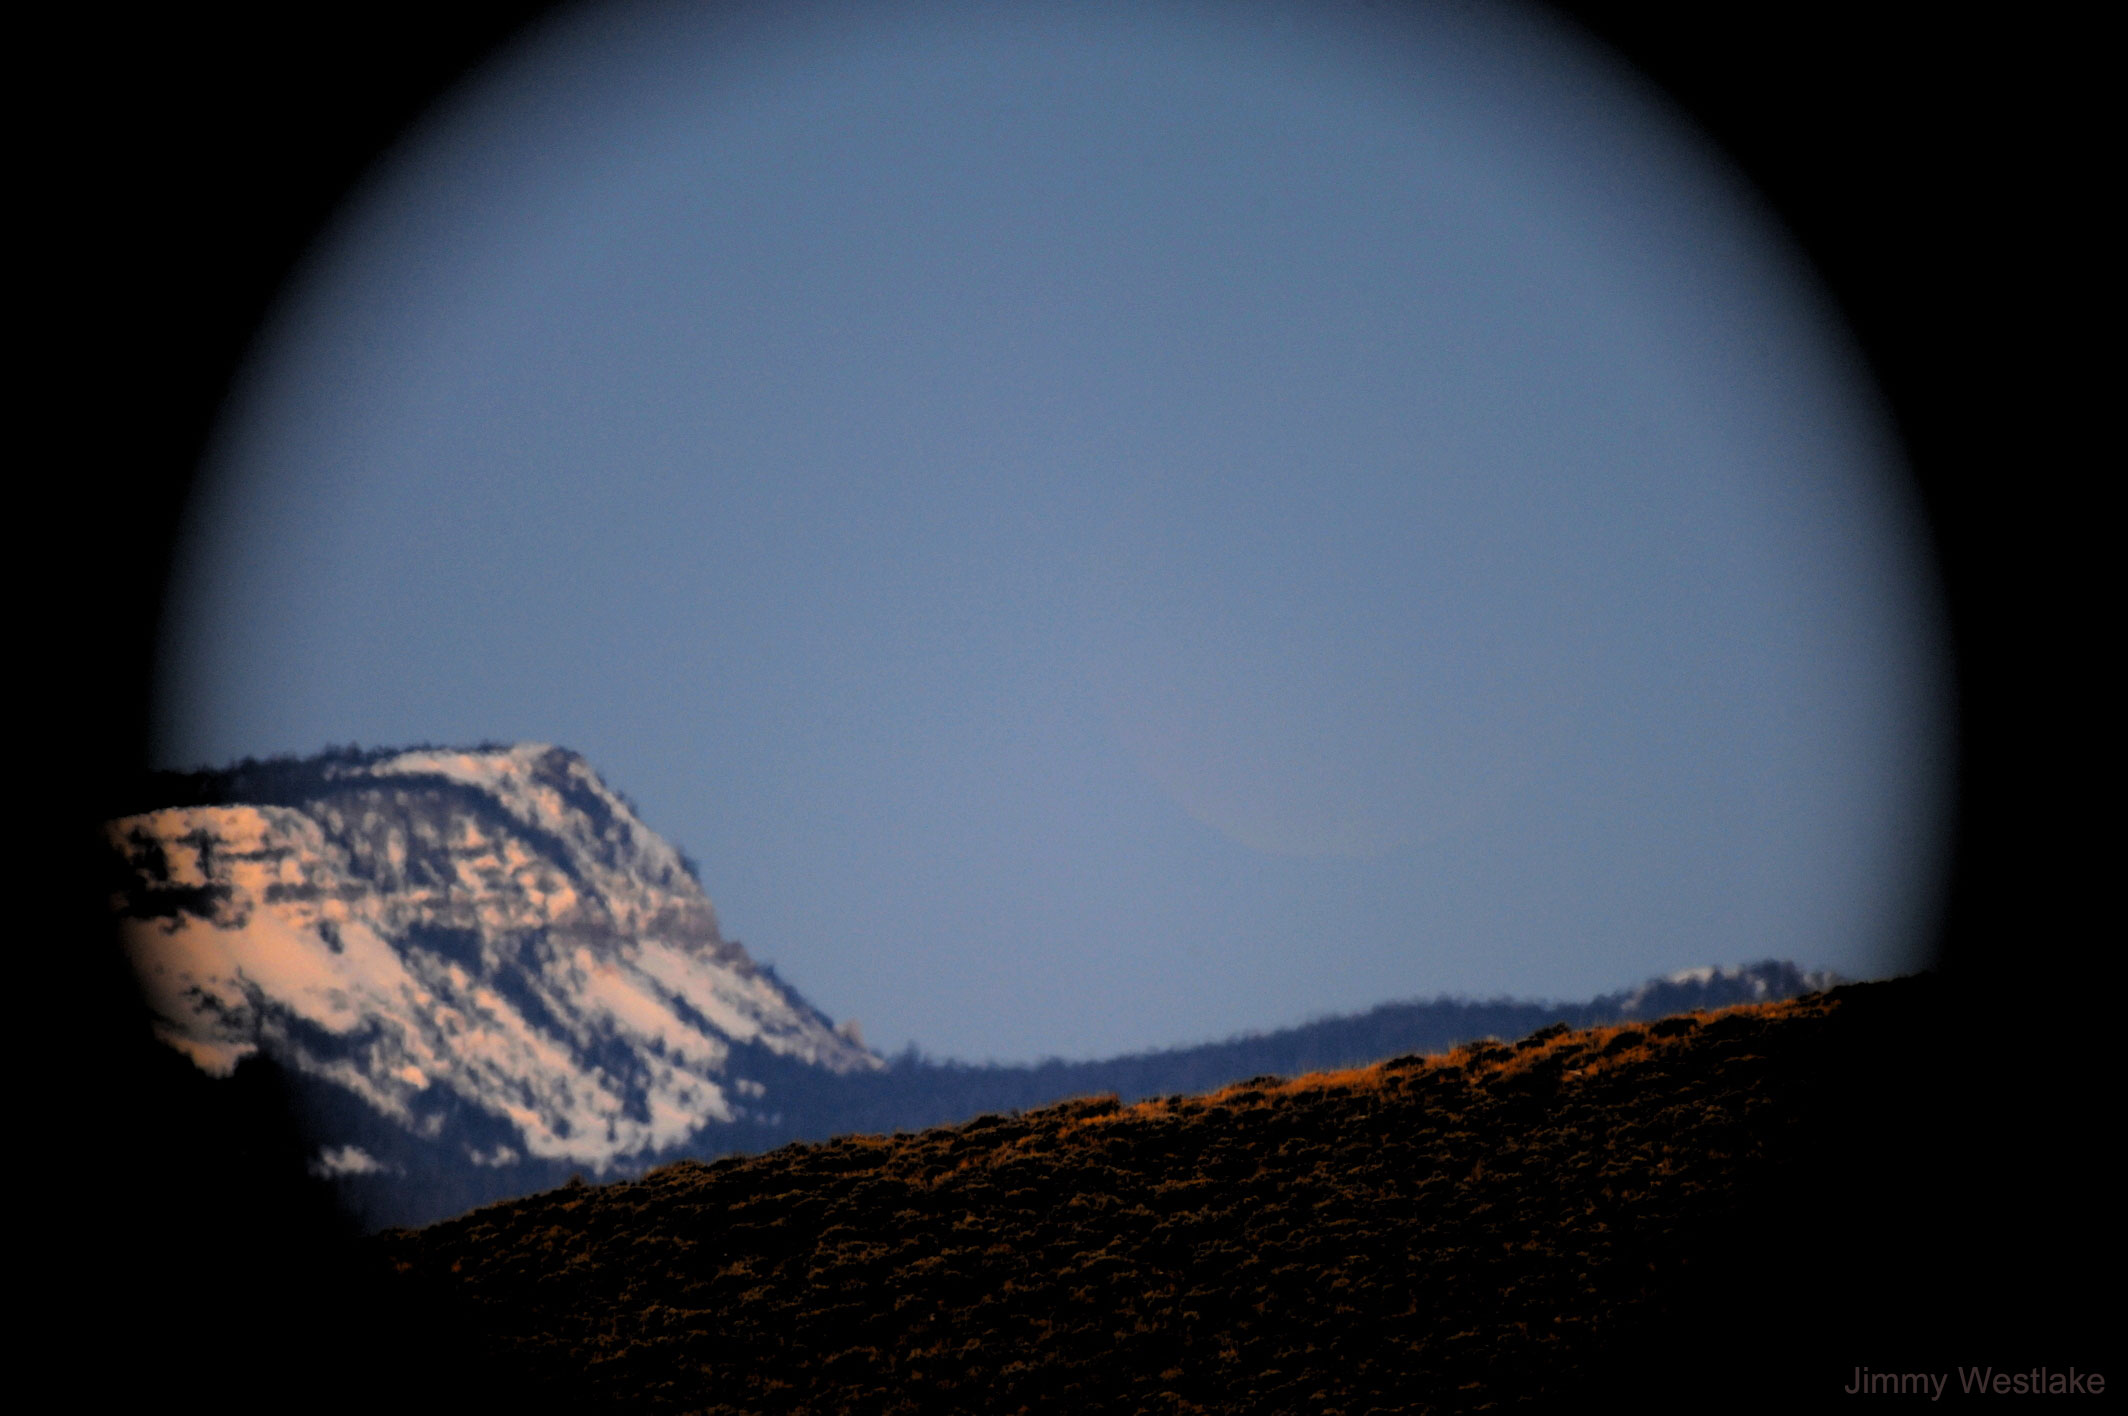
[374, 974, 2083, 1412]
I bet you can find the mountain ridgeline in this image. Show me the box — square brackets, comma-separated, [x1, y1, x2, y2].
[108, 742, 1840, 1229]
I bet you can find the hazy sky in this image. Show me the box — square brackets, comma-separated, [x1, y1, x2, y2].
[160, 0, 1952, 1063]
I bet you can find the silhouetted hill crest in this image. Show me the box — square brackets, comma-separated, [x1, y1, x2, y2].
[378, 977, 2027, 1413]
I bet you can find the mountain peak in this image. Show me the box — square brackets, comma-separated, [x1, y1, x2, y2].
[109, 742, 882, 1177]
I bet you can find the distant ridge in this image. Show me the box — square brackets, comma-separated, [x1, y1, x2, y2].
[777, 959, 1843, 1145]
[109, 742, 1847, 1229]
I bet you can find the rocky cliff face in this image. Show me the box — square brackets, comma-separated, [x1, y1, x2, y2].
[107, 744, 881, 1189]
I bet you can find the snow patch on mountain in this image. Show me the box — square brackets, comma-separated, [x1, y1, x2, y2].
[109, 744, 882, 1171]
[311, 1144, 395, 1178]
[1608, 960, 1843, 1019]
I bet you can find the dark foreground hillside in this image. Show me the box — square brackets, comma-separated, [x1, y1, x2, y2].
[367, 973, 2110, 1413]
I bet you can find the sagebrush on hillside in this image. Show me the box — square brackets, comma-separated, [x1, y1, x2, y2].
[377, 978, 1952, 1413]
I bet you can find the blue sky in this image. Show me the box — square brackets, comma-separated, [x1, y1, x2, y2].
[159, 0, 1952, 1063]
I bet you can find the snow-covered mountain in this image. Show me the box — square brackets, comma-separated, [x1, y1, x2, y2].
[108, 744, 881, 1198]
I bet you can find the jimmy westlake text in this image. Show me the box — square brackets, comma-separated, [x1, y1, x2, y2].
[1846, 1369, 2106, 1399]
